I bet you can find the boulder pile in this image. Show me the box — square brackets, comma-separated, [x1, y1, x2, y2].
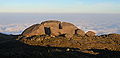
[22, 20, 96, 38]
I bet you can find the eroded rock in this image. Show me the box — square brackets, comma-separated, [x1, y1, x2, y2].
[22, 20, 85, 38]
[22, 24, 45, 37]
[75, 29, 85, 36]
[86, 31, 96, 36]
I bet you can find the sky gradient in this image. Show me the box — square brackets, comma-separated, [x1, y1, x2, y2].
[0, 0, 120, 13]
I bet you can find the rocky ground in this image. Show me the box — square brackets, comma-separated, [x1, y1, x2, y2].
[0, 33, 120, 58]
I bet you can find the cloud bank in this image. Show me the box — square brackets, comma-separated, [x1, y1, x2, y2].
[0, 14, 119, 35]
[0, 22, 120, 35]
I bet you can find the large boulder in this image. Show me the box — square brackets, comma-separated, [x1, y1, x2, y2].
[60, 22, 78, 38]
[22, 20, 84, 38]
[85, 31, 96, 36]
[75, 29, 85, 36]
[22, 24, 45, 37]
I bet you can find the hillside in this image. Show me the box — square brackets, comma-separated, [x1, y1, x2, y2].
[0, 33, 120, 58]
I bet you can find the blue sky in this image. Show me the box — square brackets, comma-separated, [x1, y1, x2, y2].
[0, 0, 120, 13]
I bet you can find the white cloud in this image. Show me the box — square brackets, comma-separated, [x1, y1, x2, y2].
[0, 24, 31, 35]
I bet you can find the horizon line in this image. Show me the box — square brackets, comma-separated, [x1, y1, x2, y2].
[0, 12, 120, 14]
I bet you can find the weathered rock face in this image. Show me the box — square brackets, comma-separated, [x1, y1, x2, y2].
[60, 22, 78, 38]
[22, 24, 45, 37]
[41, 20, 61, 36]
[85, 31, 96, 36]
[22, 20, 85, 38]
[75, 29, 85, 36]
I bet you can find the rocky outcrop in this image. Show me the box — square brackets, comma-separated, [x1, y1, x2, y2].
[75, 29, 85, 36]
[22, 20, 80, 38]
[85, 31, 96, 36]
[59, 22, 78, 38]
[41, 20, 61, 36]
[22, 24, 45, 37]
[22, 20, 95, 38]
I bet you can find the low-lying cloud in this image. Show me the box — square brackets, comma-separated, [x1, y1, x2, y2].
[0, 23, 120, 35]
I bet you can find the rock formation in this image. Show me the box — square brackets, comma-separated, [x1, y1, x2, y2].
[85, 31, 96, 36]
[75, 29, 85, 36]
[22, 20, 94, 38]
[59, 22, 78, 38]
[22, 24, 45, 37]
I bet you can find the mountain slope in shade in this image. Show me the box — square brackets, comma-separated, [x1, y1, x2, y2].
[0, 32, 120, 58]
